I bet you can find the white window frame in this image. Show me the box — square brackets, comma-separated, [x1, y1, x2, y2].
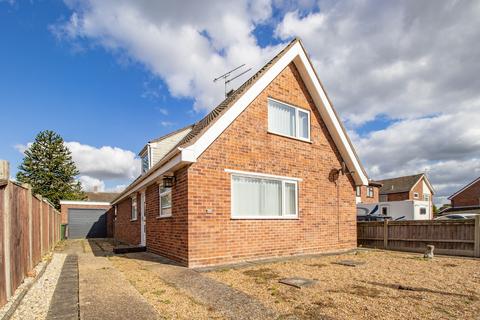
[423, 194, 430, 201]
[226, 169, 300, 220]
[413, 192, 419, 199]
[355, 186, 361, 197]
[267, 98, 311, 142]
[158, 186, 172, 218]
[131, 195, 137, 221]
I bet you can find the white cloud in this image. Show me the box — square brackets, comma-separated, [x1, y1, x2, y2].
[51, 0, 283, 113]
[50, 1, 480, 206]
[275, 1, 480, 125]
[78, 175, 105, 192]
[65, 142, 140, 180]
[15, 141, 140, 193]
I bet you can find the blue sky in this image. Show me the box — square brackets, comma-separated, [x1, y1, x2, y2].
[1, 1, 479, 204]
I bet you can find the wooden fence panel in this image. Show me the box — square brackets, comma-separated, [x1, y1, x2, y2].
[0, 178, 61, 308]
[358, 219, 479, 257]
[42, 201, 49, 255]
[0, 185, 6, 306]
[31, 197, 41, 265]
[9, 184, 30, 295]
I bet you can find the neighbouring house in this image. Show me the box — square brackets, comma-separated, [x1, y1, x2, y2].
[441, 177, 480, 215]
[60, 190, 118, 239]
[357, 173, 435, 220]
[111, 38, 369, 268]
[355, 181, 382, 204]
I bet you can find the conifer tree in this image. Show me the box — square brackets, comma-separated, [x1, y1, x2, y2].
[17, 130, 85, 208]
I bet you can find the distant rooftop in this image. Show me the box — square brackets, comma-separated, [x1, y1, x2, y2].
[377, 173, 424, 195]
[84, 191, 119, 203]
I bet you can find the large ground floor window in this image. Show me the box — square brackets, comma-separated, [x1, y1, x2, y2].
[229, 171, 299, 219]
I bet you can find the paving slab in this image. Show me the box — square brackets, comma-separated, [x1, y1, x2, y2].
[125, 252, 277, 320]
[46, 255, 79, 320]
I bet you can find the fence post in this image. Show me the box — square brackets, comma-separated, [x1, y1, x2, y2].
[475, 215, 480, 258]
[383, 220, 389, 249]
[1, 161, 12, 299]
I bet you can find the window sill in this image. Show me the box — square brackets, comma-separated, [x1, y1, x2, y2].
[267, 131, 312, 143]
[157, 215, 172, 219]
[130, 219, 138, 222]
[231, 216, 299, 220]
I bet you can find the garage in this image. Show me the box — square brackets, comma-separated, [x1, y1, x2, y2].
[68, 208, 107, 238]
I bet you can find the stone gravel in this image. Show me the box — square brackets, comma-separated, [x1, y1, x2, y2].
[10, 253, 67, 320]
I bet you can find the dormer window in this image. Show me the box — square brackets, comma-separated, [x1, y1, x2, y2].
[268, 98, 310, 141]
[141, 153, 149, 173]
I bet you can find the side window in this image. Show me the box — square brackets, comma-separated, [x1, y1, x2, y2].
[131, 196, 137, 220]
[419, 207, 427, 215]
[159, 187, 172, 217]
[381, 207, 388, 215]
[413, 192, 419, 199]
[356, 186, 361, 197]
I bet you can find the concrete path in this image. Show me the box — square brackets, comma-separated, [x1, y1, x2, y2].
[78, 240, 160, 320]
[51, 240, 159, 320]
[124, 252, 278, 320]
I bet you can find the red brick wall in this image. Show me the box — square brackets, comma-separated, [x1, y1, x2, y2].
[106, 207, 114, 238]
[114, 195, 140, 245]
[451, 179, 480, 207]
[186, 63, 357, 267]
[145, 167, 189, 265]
[60, 203, 111, 224]
[360, 185, 379, 203]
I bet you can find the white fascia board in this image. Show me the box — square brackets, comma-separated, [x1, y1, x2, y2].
[294, 51, 368, 186]
[59, 200, 111, 206]
[184, 41, 368, 186]
[112, 153, 191, 205]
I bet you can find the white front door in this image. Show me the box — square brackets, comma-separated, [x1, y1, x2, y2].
[140, 191, 146, 246]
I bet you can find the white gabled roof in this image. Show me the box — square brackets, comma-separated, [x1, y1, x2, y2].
[112, 38, 369, 204]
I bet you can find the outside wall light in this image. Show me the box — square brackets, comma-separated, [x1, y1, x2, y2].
[162, 176, 176, 188]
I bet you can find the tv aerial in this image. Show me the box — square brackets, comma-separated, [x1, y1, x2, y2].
[214, 64, 251, 97]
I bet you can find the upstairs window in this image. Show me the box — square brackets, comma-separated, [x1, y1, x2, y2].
[159, 187, 172, 217]
[367, 187, 374, 198]
[141, 153, 149, 173]
[423, 194, 430, 201]
[413, 192, 419, 199]
[380, 195, 388, 202]
[131, 196, 137, 221]
[268, 99, 310, 141]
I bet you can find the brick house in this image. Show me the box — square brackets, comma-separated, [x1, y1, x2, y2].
[357, 173, 435, 220]
[111, 38, 369, 267]
[442, 177, 480, 215]
[355, 181, 382, 204]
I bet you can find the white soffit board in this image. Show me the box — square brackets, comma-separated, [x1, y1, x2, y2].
[184, 41, 368, 186]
